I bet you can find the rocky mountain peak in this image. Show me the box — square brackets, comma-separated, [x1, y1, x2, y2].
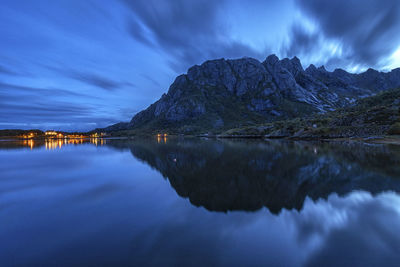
[264, 54, 280, 66]
[102, 54, 400, 134]
[279, 57, 304, 77]
[365, 68, 379, 74]
[305, 64, 317, 73]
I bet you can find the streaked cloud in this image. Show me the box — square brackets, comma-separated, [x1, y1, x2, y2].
[294, 0, 400, 69]
[0, 0, 399, 130]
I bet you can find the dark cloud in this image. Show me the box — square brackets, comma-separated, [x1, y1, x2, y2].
[122, 0, 264, 73]
[281, 24, 346, 70]
[67, 71, 124, 91]
[0, 84, 93, 119]
[296, 0, 400, 68]
[43, 65, 128, 91]
[127, 19, 155, 48]
[282, 24, 321, 59]
[0, 65, 18, 76]
[0, 82, 90, 98]
[0, 102, 91, 119]
[123, 0, 223, 47]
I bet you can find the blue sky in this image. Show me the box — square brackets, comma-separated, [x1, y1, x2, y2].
[1, 0, 399, 131]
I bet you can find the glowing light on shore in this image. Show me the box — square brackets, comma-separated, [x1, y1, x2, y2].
[43, 137, 106, 150]
[156, 133, 168, 144]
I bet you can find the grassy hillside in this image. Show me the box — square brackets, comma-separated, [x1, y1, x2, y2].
[223, 88, 400, 138]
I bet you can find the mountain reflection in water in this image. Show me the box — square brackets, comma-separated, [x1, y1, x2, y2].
[108, 138, 400, 214]
[1, 138, 400, 266]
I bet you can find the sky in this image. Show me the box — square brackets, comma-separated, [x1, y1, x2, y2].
[1, 0, 400, 131]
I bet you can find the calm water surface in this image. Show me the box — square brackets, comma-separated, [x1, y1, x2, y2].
[1, 137, 400, 266]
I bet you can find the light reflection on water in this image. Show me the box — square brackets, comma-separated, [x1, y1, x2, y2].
[5, 138, 107, 150]
[0, 138, 400, 266]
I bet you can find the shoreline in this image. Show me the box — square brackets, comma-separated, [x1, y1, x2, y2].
[1, 134, 399, 146]
[201, 134, 400, 145]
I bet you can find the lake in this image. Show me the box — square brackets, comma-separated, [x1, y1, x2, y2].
[1, 137, 400, 266]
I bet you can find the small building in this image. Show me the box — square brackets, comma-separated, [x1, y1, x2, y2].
[45, 130, 58, 136]
[20, 132, 36, 139]
[91, 132, 108, 138]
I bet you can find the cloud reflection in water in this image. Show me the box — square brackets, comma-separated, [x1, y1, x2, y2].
[1, 138, 400, 266]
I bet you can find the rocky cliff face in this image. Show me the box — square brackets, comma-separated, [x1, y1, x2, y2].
[106, 55, 400, 134]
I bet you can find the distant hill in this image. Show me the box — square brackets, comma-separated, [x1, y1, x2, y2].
[102, 54, 400, 135]
[0, 129, 44, 137]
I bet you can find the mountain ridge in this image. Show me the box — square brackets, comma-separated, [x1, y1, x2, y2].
[102, 54, 400, 134]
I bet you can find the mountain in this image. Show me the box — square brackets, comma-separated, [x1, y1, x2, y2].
[104, 55, 400, 134]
